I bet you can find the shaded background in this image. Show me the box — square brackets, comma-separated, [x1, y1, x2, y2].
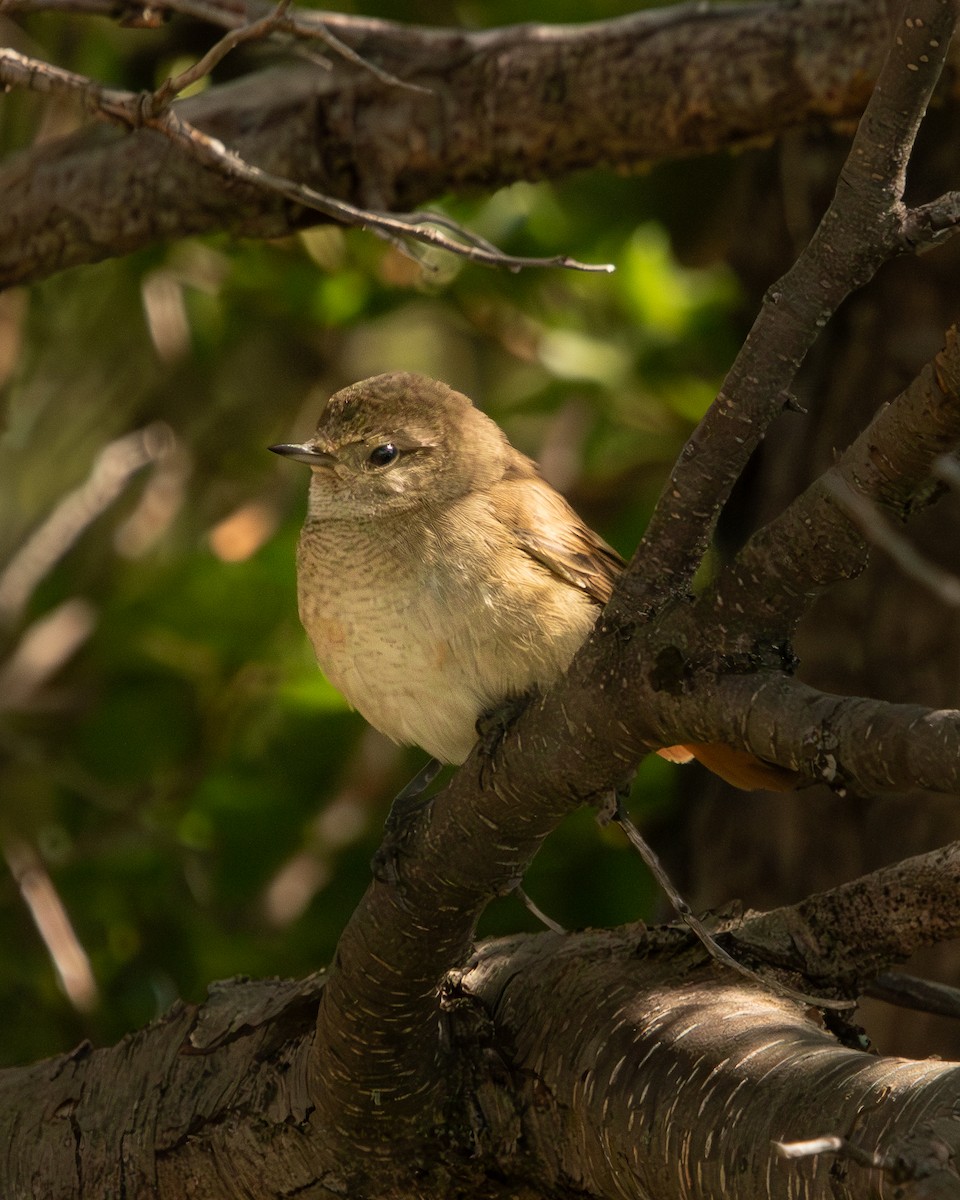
[2, 0, 959, 1067]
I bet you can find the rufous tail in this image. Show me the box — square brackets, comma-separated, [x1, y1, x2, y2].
[657, 743, 798, 792]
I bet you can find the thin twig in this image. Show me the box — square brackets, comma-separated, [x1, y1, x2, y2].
[774, 1129, 952, 1183]
[614, 810, 853, 1011]
[824, 474, 960, 607]
[514, 886, 566, 934]
[0, 47, 614, 275]
[153, 0, 292, 108]
[0, 599, 97, 710]
[0, 0, 434, 94]
[866, 970, 960, 1019]
[3, 836, 99, 1013]
[292, 11, 433, 96]
[774, 1135, 887, 1168]
[0, 423, 173, 625]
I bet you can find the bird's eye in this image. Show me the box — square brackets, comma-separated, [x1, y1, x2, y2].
[367, 443, 399, 468]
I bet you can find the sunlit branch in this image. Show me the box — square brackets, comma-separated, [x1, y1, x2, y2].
[0, 43, 613, 275]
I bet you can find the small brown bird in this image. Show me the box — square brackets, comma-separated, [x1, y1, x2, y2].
[271, 372, 794, 792]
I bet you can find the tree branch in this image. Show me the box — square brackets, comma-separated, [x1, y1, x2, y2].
[0, 0, 900, 288]
[823, 472, 960, 606]
[0, 423, 172, 625]
[4, 857, 960, 1197]
[737, 841, 960, 990]
[458, 925, 960, 1199]
[0, 46, 611, 273]
[700, 322, 960, 643]
[306, 652, 960, 1140]
[613, 0, 960, 617]
[650, 672, 960, 798]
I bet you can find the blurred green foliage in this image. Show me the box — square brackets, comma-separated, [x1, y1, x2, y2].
[0, 0, 747, 1066]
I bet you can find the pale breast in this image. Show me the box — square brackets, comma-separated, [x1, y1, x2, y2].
[295, 501, 600, 763]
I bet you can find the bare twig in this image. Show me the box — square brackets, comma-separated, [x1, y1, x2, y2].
[280, 9, 434, 96]
[867, 971, 960, 1019]
[823, 474, 960, 607]
[0, 599, 97, 709]
[0, 46, 613, 275]
[0, 424, 172, 625]
[775, 1128, 956, 1187]
[3, 836, 99, 1013]
[0, 0, 433, 93]
[513, 886, 566, 934]
[774, 1135, 886, 1168]
[0, 0, 904, 289]
[614, 809, 852, 1010]
[153, 0, 292, 108]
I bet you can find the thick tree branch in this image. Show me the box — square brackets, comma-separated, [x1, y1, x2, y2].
[307, 649, 960, 1142]
[4, 854, 960, 1197]
[458, 928, 960, 1200]
[700, 322, 960, 642]
[614, 0, 960, 616]
[0, 0, 905, 288]
[0, 45, 610, 273]
[649, 672, 960, 797]
[737, 842, 960, 989]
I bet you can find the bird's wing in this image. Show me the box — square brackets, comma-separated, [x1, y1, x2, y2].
[501, 471, 625, 608]
[498, 467, 799, 793]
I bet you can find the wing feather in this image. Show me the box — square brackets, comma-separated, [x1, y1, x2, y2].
[493, 461, 799, 793]
[498, 468, 624, 607]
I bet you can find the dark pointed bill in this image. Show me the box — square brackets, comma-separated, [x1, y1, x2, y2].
[269, 443, 336, 467]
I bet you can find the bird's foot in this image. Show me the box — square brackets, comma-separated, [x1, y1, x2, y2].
[371, 757, 444, 883]
[475, 693, 532, 788]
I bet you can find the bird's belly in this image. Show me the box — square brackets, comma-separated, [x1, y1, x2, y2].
[299, 582, 495, 763]
[297, 576, 592, 763]
[296, 528, 599, 763]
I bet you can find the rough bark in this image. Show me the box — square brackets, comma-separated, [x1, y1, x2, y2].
[3, 861, 960, 1199]
[677, 69, 960, 1064]
[0, 0, 909, 289]
[3, 0, 960, 1195]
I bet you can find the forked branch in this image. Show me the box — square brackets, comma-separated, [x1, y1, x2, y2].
[619, 0, 960, 612]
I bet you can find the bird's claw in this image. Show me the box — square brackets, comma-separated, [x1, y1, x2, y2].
[372, 757, 444, 882]
[475, 693, 532, 789]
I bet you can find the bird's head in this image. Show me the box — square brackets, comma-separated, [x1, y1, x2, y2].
[270, 372, 515, 520]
